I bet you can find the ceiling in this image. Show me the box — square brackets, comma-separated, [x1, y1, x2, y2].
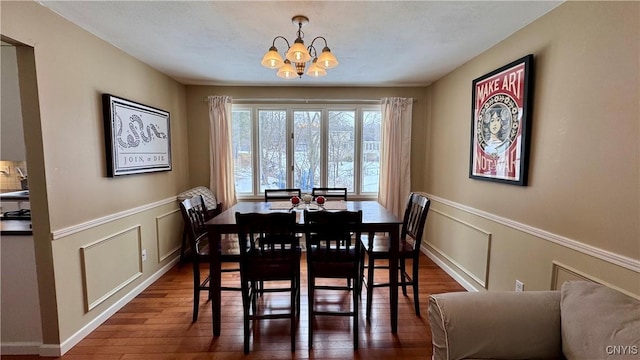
[38, 1, 562, 87]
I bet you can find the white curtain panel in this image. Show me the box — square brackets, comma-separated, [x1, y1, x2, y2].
[378, 97, 413, 218]
[207, 95, 237, 209]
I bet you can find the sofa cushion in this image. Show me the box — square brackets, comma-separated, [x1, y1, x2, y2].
[177, 186, 218, 210]
[428, 291, 563, 360]
[561, 281, 640, 360]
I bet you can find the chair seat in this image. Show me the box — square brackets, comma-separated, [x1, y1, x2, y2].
[220, 236, 241, 256]
[194, 235, 241, 258]
[360, 235, 415, 256]
[308, 246, 357, 258]
[244, 250, 301, 280]
[312, 263, 359, 278]
[308, 247, 359, 278]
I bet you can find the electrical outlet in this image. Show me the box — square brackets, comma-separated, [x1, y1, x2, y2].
[515, 280, 524, 292]
[141, 249, 147, 262]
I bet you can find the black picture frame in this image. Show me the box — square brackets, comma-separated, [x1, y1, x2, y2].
[102, 94, 171, 177]
[469, 54, 533, 186]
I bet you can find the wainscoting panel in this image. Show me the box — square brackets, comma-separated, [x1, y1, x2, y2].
[80, 226, 143, 311]
[427, 208, 491, 288]
[551, 261, 639, 300]
[156, 209, 182, 262]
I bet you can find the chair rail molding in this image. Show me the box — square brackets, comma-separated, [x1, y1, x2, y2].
[426, 194, 640, 273]
[52, 197, 178, 240]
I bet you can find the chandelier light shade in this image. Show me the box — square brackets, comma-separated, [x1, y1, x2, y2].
[306, 58, 327, 77]
[262, 15, 338, 79]
[317, 47, 339, 69]
[286, 40, 312, 63]
[261, 46, 284, 69]
[277, 59, 297, 79]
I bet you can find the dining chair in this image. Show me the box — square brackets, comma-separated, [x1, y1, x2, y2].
[311, 187, 348, 201]
[235, 212, 301, 354]
[264, 188, 302, 202]
[360, 192, 431, 318]
[179, 195, 240, 323]
[177, 186, 221, 264]
[304, 209, 363, 349]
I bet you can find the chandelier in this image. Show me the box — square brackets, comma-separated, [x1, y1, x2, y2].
[261, 15, 339, 79]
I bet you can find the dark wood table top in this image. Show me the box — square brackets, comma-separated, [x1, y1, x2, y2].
[206, 200, 402, 229]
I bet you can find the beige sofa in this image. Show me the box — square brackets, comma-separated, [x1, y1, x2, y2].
[427, 281, 640, 360]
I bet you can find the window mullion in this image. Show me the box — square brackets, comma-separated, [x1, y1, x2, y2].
[320, 109, 328, 187]
[252, 108, 260, 196]
[287, 108, 294, 188]
[354, 107, 363, 196]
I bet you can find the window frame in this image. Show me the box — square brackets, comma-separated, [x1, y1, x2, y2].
[232, 103, 381, 200]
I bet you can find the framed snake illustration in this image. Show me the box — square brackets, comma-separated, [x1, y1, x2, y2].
[102, 94, 172, 176]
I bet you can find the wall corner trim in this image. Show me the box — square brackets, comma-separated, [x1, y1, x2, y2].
[426, 194, 640, 273]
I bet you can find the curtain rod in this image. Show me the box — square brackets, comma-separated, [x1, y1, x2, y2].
[202, 97, 418, 104]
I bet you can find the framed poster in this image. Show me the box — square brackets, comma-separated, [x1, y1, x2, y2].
[469, 54, 533, 186]
[102, 94, 171, 176]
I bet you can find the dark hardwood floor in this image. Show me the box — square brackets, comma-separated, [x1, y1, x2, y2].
[3, 252, 464, 359]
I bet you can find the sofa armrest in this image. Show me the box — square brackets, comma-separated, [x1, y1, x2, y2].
[428, 291, 563, 360]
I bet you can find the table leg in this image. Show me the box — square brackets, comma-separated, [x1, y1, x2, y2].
[210, 230, 222, 337]
[388, 224, 399, 333]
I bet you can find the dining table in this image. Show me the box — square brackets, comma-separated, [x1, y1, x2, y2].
[204, 200, 403, 336]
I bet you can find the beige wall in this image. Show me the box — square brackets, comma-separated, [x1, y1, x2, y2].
[1, 45, 26, 161]
[1, 235, 42, 350]
[1, 1, 189, 352]
[423, 2, 639, 295]
[185, 86, 427, 195]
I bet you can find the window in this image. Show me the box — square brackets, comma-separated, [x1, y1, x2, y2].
[231, 104, 381, 198]
[362, 110, 381, 192]
[231, 109, 252, 193]
[258, 110, 287, 192]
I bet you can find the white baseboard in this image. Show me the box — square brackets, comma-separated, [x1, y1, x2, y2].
[422, 245, 479, 292]
[0, 257, 180, 357]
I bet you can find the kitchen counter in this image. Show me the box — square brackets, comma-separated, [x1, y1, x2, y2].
[0, 219, 32, 235]
[0, 190, 29, 201]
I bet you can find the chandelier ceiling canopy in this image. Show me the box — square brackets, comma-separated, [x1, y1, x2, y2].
[261, 15, 339, 79]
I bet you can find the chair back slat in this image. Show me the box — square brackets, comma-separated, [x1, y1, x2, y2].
[235, 212, 300, 278]
[401, 193, 431, 251]
[311, 187, 348, 201]
[180, 195, 208, 254]
[304, 210, 362, 272]
[264, 188, 302, 201]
